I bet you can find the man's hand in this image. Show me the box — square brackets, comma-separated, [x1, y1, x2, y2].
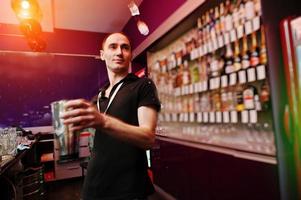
[60, 99, 106, 131]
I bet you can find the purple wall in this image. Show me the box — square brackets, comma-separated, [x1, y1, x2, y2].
[0, 24, 108, 127]
[123, 0, 187, 49]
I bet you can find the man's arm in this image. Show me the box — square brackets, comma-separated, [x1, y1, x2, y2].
[61, 99, 158, 150]
[102, 106, 158, 149]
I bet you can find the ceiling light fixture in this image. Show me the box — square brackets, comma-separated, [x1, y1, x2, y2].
[11, 0, 46, 51]
[128, 1, 149, 36]
[11, 0, 42, 21]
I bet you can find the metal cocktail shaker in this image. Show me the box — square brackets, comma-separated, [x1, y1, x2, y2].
[51, 100, 79, 161]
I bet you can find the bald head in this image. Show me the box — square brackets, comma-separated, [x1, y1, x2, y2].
[101, 32, 132, 50]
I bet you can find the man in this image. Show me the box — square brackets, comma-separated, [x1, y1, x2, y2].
[61, 32, 160, 200]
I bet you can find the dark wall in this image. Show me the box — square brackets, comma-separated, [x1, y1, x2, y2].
[152, 139, 280, 200]
[0, 24, 107, 127]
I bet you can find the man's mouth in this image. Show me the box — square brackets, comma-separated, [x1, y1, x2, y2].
[113, 59, 124, 63]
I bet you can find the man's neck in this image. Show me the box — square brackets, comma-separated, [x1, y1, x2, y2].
[108, 71, 128, 87]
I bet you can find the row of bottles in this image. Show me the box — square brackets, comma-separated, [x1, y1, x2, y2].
[161, 81, 269, 113]
[194, 0, 262, 58]
[151, 0, 263, 76]
[153, 26, 267, 97]
[159, 80, 270, 123]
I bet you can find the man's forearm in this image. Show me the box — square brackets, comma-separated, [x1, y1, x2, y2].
[102, 115, 155, 150]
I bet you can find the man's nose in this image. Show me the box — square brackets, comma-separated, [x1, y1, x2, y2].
[115, 46, 123, 55]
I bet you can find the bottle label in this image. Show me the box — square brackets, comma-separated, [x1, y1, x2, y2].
[247, 68, 256, 82]
[244, 98, 255, 110]
[221, 75, 228, 87]
[250, 55, 259, 67]
[229, 73, 237, 85]
[245, 21, 252, 35]
[241, 110, 249, 123]
[252, 16, 261, 32]
[238, 70, 247, 83]
[256, 65, 266, 80]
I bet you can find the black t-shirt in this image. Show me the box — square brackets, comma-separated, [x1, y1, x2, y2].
[82, 73, 160, 200]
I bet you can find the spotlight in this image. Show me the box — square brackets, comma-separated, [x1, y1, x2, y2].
[11, 0, 46, 51]
[11, 0, 42, 21]
[137, 19, 149, 36]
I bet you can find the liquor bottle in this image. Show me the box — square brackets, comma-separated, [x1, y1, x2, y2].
[175, 50, 182, 66]
[233, 40, 242, 71]
[254, 94, 262, 111]
[188, 94, 195, 113]
[182, 60, 191, 85]
[197, 16, 202, 30]
[232, 0, 240, 28]
[219, 2, 225, 34]
[160, 59, 167, 73]
[224, 43, 235, 74]
[227, 87, 237, 111]
[210, 10, 218, 47]
[224, 0, 233, 32]
[259, 25, 268, 65]
[175, 64, 183, 87]
[243, 85, 257, 110]
[211, 91, 221, 112]
[245, 0, 255, 20]
[183, 96, 189, 113]
[214, 6, 221, 36]
[200, 92, 211, 112]
[210, 51, 220, 77]
[209, 8, 216, 34]
[241, 34, 250, 69]
[260, 81, 270, 111]
[194, 93, 201, 112]
[185, 40, 192, 55]
[190, 61, 200, 83]
[238, 0, 246, 25]
[198, 57, 208, 82]
[197, 16, 204, 48]
[221, 88, 229, 111]
[254, 0, 262, 16]
[236, 84, 245, 111]
[250, 31, 259, 67]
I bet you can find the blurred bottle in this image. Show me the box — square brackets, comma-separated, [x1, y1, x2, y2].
[242, 34, 251, 69]
[243, 85, 258, 110]
[233, 39, 242, 72]
[236, 84, 245, 111]
[224, 43, 235, 74]
[259, 25, 268, 65]
[260, 81, 270, 111]
[250, 31, 260, 67]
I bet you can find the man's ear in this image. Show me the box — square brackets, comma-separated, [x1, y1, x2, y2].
[100, 50, 105, 61]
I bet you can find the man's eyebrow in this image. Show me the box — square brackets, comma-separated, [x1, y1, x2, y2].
[108, 43, 117, 46]
[107, 43, 131, 47]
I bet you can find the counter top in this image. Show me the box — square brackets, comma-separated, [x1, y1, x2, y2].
[155, 135, 277, 165]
